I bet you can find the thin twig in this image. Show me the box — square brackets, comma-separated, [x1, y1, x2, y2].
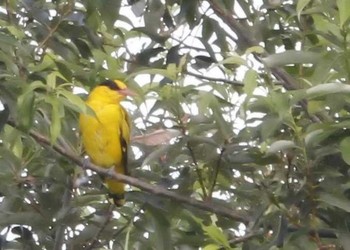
[37, 3, 73, 50]
[7, 120, 249, 224]
[185, 70, 244, 86]
[187, 141, 208, 199]
[228, 230, 264, 245]
[208, 147, 225, 199]
[85, 204, 115, 250]
[53, 176, 72, 250]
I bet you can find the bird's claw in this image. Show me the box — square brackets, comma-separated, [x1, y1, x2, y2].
[82, 157, 91, 169]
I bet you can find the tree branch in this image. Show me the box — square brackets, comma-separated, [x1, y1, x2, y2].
[7, 120, 249, 224]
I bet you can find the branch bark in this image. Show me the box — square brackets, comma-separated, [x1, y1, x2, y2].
[7, 120, 249, 224]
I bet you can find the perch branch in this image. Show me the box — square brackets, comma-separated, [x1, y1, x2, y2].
[7, 120, 249, 224]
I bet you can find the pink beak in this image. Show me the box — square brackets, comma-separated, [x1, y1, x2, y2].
[118, 88, 136, 97]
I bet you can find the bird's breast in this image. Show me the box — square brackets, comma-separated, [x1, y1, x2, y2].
[80, 103, 123, 167]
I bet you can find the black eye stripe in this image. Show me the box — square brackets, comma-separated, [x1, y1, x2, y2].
[99, 80, 120, 90]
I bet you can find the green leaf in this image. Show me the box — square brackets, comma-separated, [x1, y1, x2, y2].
[141, 145, 172, 167]
[202, 17, 214, 41]
[260, 116, 282, 140]
[70, 224, 100, 245]
[306, 83, 350, 99]
[10, 130, 23, 159]
[179, 0, 198, 28]
[340, 137, 350, 165]
[243, 69, 258, 96]
[319, 192, 350, 213]
[0, 50, 18, 75]
[0, 211, 47, 229]
[203, 244, 221, 250]
[45, 96, 64, 144]
[0, 133, 22, 170]
[58, 89, 88, 113]
[267, 140, 296, 154]
[202, 224, 230, 248]
[296, 0, 312, 21]
[219, 55, 246, 66]
[210, 100, 232, 140]
[304, 128, 337, 147]
[7, 25, 25, 40]
[245, 46, 265, 55]
[307, 100, 324, 114]
[28, 54, 54, 72]
[148, 206, 172, 250]
[0, 31, 17, 45]
[86, 1, 101, 31]
[263, 51, 321, 67]
[166, 63, 178, 80]
[337, 0, 350, 27]
[17, 91, 35, 131]
[144, 0, 164, 34]
[46, 71, 67, 91]
[187, 135, 218, 147]
[99, 0, 121, 30]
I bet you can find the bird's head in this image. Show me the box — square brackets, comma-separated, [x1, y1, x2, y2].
[92, 79, 135, 103]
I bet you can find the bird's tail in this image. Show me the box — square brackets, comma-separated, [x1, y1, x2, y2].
[105, 167, 125, 207]
[109, 192, 125, 207]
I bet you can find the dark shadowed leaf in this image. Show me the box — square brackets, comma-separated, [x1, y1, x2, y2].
[319, 192, 350, 212]
[0, 103, 9, 132]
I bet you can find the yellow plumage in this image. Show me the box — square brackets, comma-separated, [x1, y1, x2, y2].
[79, 80, 132, 206]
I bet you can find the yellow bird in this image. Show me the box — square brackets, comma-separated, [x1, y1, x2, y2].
[79, 79, 133, 206]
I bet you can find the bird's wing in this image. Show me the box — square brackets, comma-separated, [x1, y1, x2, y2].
[119, 106, 130, 174]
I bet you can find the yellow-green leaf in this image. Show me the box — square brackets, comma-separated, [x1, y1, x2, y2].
[17, 91, 35, 130]
[58, 89, 88, 113]
[337, 0, 350, 27]
[45, 96, 64, 144]
[296, 0, 312, 21]
[202, 224, 230, 248]
[340, 137, 350, 165]
[243, 69, 258, 96]
[203, 244, 221, 250]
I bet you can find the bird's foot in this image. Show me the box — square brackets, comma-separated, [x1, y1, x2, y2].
[82, 157, 91, 169]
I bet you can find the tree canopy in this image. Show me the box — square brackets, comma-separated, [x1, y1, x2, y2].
[0, 0, 350, 249]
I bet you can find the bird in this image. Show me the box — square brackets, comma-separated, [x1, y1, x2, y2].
[79, 79, 134, 206]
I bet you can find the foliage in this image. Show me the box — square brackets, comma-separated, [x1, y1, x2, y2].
[0, 0, 350, 249]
